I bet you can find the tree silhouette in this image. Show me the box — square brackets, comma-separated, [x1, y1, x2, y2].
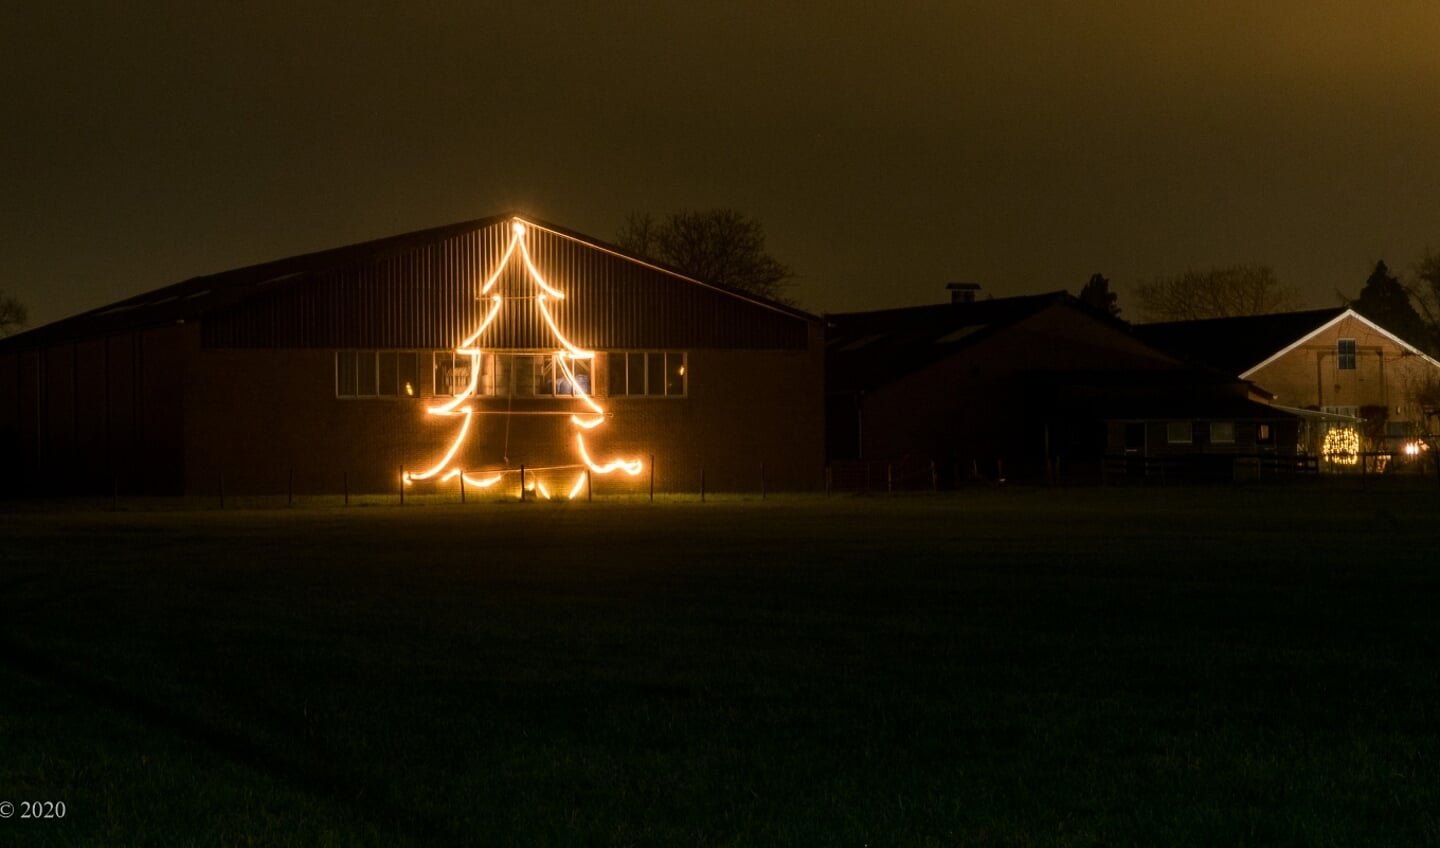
[1346, 260, 1432, 352]
[1135, 264, 1300, 321]
[618, 209, 795, 304]
[1078, 273, 1121, 317]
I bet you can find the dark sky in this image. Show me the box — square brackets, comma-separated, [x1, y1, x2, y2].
[5, 2, 1440, 327]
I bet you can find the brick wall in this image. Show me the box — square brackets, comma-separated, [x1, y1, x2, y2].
[1246, 315, 1440, 423]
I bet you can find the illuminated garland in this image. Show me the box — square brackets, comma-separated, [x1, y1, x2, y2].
[1321, 426, 1360, 465]
[405, 219, 644, 497]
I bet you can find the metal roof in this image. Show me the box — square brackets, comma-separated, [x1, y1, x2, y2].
[1, 214, 818, 353]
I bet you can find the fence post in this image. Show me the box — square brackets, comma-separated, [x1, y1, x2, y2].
[111, 476, 118, 513]
[344, 471, 350, 507]
[399, 467, 405, 506]
[649, 455, 655, 503]
[887, 463, 893, 495]
[520, 464, 527, 502]
[760, 462, 766, 500]
[701, 468, 706, 503]
[219, 471, 225, 510]
[587, 468, 593, 503]
[459, 471, 466, 504]
[288, 466, 294, 508]
[930, 460, 938, 492]
[825, 465, 832, 497]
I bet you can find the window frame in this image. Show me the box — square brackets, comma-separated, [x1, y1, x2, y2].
[1166, 421, 1194, 445]
[1337, 338, 1357, 370]
[336, 350, 420, 399]
[606, 350, 688, 398]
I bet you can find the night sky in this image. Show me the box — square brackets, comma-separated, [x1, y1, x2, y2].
[5, 2, 1439, 327]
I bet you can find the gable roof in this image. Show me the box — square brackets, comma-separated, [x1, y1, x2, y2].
[825, 292, 1075, 393]
[1239, 308, 1440, 377]
[1, 214, 816, 352]
[1132, 308, 1347, 375]
[1132, 307, 1440, 378]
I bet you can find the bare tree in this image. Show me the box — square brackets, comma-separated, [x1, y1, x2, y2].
[1410, 249, 1440, 354]
[0, 291, 27, 337]
[1133, 264, 1301, 322]
[617, 209, 795, 304]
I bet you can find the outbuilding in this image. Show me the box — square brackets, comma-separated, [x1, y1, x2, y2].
[0, 215, 824, 497]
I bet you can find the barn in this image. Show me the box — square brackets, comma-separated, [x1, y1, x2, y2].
[0, 215, 824, 497]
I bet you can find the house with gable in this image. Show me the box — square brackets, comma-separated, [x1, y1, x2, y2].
[1135, 308, 1440, 457]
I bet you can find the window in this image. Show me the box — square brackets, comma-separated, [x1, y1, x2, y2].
[432, 352, 592, 398]
[1338, 338, 1357, 370]
[336, 352, 358, 397]
[336, 351, 419, 398]
[1166, 422, 1193, 444]
[1209, 422, 1235, 444]
[1256, 423, 1274, 445]
[606, 351, 688, 397]
[555, 358, 591, 396]
[433, 352, 473, 397]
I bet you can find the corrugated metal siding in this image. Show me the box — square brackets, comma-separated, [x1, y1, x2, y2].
[202, 220, 808, 351]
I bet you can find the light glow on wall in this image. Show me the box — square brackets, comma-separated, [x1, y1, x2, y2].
[405, 217, 643, 497]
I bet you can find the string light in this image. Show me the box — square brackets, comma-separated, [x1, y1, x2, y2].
[406, 217, 644, 496]
[1322, 426, 1359, 465]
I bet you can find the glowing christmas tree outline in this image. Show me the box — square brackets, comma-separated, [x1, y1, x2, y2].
[404, 218, 643, 496]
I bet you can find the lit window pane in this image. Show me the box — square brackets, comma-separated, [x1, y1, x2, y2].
[474, 353, 493, 396]
[1209, 421, 1235, 444]
[1166, 422, 1193, 444]
[433, 352, 454, 397]
[513, 355, 537, 398]
[559, 358, 591, 396]
[537, 355, 556, 395]
[398, 353, 418, 397]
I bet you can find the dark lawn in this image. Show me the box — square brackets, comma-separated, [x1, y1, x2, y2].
[2, 486, 1439, 846]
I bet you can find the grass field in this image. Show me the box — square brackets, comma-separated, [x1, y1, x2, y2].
[2, 485, 1439, 846]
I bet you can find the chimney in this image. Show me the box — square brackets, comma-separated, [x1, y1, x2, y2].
[946, 282, 981, 305]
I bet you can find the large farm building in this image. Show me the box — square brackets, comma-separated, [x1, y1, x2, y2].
[0, 215, 824, 497]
